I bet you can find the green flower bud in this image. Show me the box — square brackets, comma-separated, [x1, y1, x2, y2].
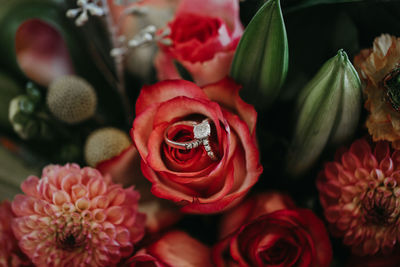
[287, 49, 362, 176]
[9, 95, 39, 140]
[18, 95, 35, 115]
[26, 82, 42, 105]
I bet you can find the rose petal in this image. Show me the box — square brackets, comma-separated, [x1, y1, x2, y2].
[147, 231, 213, 267]
[135, 80, 208, 115]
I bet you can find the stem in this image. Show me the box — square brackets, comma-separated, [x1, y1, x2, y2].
[100, 0, 132, 122]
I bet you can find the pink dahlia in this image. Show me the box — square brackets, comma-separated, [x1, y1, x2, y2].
[317, 138, 400, 255]
[0, 201, 30, 267]
[11, 164, 146, 266]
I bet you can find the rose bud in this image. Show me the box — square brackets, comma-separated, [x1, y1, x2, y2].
[213, 209, 333, 267]
[219, 192, 296, 239]
[131, 78, 262, 214]
[287, 49, 362, 176]
[154, 0, 243, 86]
[354, 34, 400, 149]
[128, 230, 213, 267]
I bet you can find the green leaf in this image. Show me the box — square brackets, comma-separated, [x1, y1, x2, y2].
[286, 50, 362, 176]
[231, 0, 288, 109]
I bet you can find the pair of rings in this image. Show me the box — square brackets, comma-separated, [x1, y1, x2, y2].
[164, 118, 217, 160]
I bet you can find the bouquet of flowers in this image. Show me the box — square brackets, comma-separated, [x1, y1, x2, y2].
[0, 0, 400, 266]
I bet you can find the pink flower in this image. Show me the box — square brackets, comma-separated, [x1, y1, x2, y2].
[155, 0, 243, 86]
[128, 230, 213, 267]
[11, 164, 146, 266]
[131, 78, 262, 213]
[0, 201, 30, 267]
[317, 138, 400, 255]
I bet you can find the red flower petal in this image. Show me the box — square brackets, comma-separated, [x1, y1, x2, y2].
[135, 80, 208, 115]
[15, 19, 74, 86]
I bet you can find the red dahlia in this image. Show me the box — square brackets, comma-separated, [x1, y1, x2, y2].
[317, 138, 400, 255]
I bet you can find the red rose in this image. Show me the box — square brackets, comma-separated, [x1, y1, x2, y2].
[213, 209, 333, 267]
[128, 231, 213, 267]
[131, 78, 262, 213]
[219, 192, 296, 239]
[155, 0, 243, 86]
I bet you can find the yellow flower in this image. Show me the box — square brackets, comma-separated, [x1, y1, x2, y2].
[354, 34, 400, 148]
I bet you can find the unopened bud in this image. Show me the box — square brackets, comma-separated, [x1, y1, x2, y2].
[287, 49, 362, 176]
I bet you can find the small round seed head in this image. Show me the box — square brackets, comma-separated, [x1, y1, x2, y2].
[47, 75, 97, 124]
[84, 127, 131, 167]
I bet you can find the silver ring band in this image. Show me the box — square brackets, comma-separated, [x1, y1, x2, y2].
[164, 118, 217, 160]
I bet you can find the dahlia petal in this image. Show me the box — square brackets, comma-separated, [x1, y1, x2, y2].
[107, 206, 124, 225]
[392, 150, 400, 170]
[71, 184, 87, 202]
[116, 228, 131, 246]
[93, 209, 106, 222]
[324, 162, 340, 181]
[107, 187, 126, 206]
[380, 156, 394, 175]
[91, 195, 110, 209]
[363, 154, 379, 170]
[342, 152, 361, 172]
[374, 141, 390, 162]
[88, 178, 107, 198]
[60, 174, 79, 195]
[75, 197, 91, 211]
[350, 139, 372, 160]
[12, 195, 36, 216]
[52, 190, 71, 206]
[21, 176, 40, 197]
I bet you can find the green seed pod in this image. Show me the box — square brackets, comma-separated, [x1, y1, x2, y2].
[47, 75, 97, 124]
[84, 127, 131, 167]
[0, 73, 23, 131]
[9, 95, 38, 139]
[287, 49, 362, 176]
[26, 82, 42, 105]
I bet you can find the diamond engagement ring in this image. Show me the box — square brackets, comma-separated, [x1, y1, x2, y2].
[164, 118, 217, 160]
